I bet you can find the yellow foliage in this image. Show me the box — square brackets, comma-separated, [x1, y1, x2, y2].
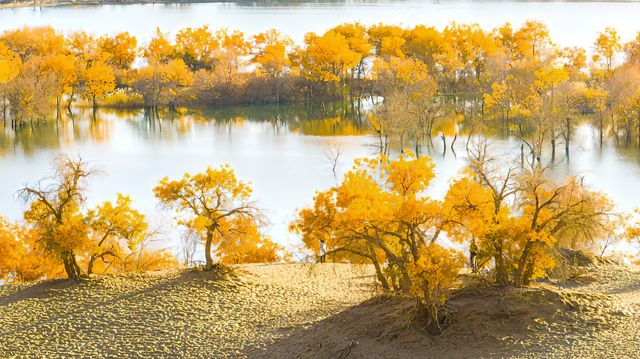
[0, 26, 65, 59]
[98, 32, 138, 70]
[292, 151, 464, 316]
[85, 62, 116, 105]
[145, 27, 176, 63]
[253, 29, 292, 79]
[175, 26, 218, 70]
[155, 165, 281, 269]
[0, 217, 64, 283]
[20, 157, 94, 280]
[0, 41, 21, 84]
[408, 244, 465, 305]
[444, 152, 613, 286]
[298, 30, 362, 83]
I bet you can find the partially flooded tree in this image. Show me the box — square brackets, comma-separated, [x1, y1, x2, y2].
[5, 58, 56, 123]
[132, 58, 193, 111]
[295, 30, 362, 98]
[372, 56, 439, 155]
[39, 54, 78, 117]
[252, 29, 293, 102]
[0, 41, 21, 119]
[84, 62, 115, 113]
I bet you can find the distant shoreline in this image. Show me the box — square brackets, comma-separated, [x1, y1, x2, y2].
[0, 0, 233, 10]
[3, 0, 639, 11]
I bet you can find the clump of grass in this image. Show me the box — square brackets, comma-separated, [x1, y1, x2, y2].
[100, 89, 144, 109]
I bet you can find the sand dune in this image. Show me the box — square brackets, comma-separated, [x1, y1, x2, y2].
[0, 260, 639, 358]
[0, 263, 376, 358]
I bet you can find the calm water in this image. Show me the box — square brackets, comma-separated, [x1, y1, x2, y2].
[2, 106, 640, 253]
[1, 1, 640, 47]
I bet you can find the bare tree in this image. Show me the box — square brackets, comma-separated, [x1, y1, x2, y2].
[324, 142, 342, 177]
[180, 227, 201, 267]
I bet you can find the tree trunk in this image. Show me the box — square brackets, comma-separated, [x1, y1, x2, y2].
[56, 96, 61, 120]
[87, 256, 96, 275]
[612, 113, 619, 145]
[62, 251, 81, 280]
[514, 241, 534, 287]
[599, 113, 604, 147]
[398, 266, 413, 294]
[565, 117, 570, 156]
[371, 256, 390, 290]
[205, 229, 214, 271]
[67, 91, 74, 114]
[494, 253, 509, 286]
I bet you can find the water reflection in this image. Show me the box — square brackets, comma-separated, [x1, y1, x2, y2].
[0, 102, 369, 155]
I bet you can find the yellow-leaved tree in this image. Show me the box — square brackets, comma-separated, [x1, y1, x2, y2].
[0, 216, 64, 283]
[372, 55, 438, 153]
[253, 29, 293, 102]
[291, 151, 464, 327]
[84, 62, 116, 112]
[132, 58, 193, 110]
[18, 157, 176, 281]
[0, 40, 21, 84]
[0, 40, 22, 120]
[86, 194, 149, 274]
[295, 29, 362, 96]
[444, 142, 613, 286]
[39, 54, 78, 116]
[19, 157, 95, 280]
[154, 165, 282, 270]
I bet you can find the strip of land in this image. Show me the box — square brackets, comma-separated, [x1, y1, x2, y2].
[0, 0, 228, 9]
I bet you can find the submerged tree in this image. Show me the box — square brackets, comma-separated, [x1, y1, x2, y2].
[132, 58, 193, 111]
[84, 62, 116, 112]
[253, 29, 293, 102]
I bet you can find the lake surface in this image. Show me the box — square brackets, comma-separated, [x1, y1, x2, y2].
[2, 105, 640, 254]
[1, 0, 640, 48]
